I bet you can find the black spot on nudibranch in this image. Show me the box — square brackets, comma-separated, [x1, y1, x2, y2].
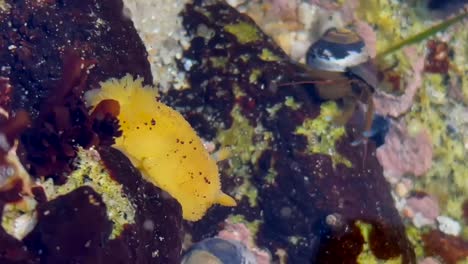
[203, 177, 211, 184]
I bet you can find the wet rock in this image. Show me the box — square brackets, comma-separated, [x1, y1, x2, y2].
[98, 146, 183, 264]
[23, 186, 112, 263]
[175, 1, 416, 263]
[0, 0, 183, 263]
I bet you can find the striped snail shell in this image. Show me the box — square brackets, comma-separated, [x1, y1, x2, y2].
[306, 28, 369, 72]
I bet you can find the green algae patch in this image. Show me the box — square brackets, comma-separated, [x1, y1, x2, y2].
[218, 106, 255, 164]
[407, 69, 468, 222]
[0, 0, 10, 12]
[285, 96, 301, 110]
[228, 214, 261, 237]
[259, 48, 280, 62]
[194, 5, 212, 20]
[41, 147, 135, 239]
[264, 166, 278, 185]
[209, 56, 229, 69]
[217, 105, 274, 205]
[356, 222, 403, 264]
[2, 197, 37, 240]
[425, 74, 446, 105]
[267, 97, 301, 118]
[405, 225, 427, 259]
[224, 21, 260, 44]
[249, 68, 262, 84]
[217, 106, 257, 204]
[237, 181, 259, 207]
[296, 102, 351, 167]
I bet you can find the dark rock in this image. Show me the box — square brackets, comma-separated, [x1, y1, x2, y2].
[24, 186, 112, 263]
[175, 1, 416, 263]
[99, 146, 183, 264]
[0, 0, 183, 263]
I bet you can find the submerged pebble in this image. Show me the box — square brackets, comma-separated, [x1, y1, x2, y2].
[182, 238, 257, 264]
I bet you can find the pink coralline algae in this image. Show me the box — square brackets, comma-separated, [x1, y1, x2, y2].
[405, 194, 441, 226]
[355, 21, 377, 58]
[268, 0, 297, 20]
[418, 257, 441, 264]
[309, 0, 341, 11]
[374, 47, 425, 117]
[337, 0, 377, 58]
[376, 120, 433, 181]
[218, 221, 271, 264]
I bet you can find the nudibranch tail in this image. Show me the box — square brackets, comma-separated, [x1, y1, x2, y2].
[216, 192, 237, 207]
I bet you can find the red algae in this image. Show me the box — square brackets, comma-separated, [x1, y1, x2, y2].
[463, 200, 468, 225]
[423, 230, 468, 264]
[424, 39, 450, 74]
[374, 47, 424, 117]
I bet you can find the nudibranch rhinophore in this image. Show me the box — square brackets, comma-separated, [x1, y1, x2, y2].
[85, 74, 236, 221]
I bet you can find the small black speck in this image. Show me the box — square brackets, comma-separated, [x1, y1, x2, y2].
[198, 171, 202, 175]
[182, 155, 187, 159]
[180, 141, 185, 144]
[176, 138, 180, 143]
[136, 126, 140, 129]
[193, 147, 197, 150]
[151, 119, 156, 125]
[144, 122, 148, 126]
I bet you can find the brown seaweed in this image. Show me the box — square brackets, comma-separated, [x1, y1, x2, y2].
[0, 0, 183, 263]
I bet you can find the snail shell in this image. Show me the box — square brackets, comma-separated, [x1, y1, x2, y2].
[181, 238, 257, 264]
[306, 28, 369, 72]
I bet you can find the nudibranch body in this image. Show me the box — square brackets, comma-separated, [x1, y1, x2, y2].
[85, 75, 236, 221]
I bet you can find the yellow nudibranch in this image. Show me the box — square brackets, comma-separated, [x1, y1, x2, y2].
[85, 74, 236, 221]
